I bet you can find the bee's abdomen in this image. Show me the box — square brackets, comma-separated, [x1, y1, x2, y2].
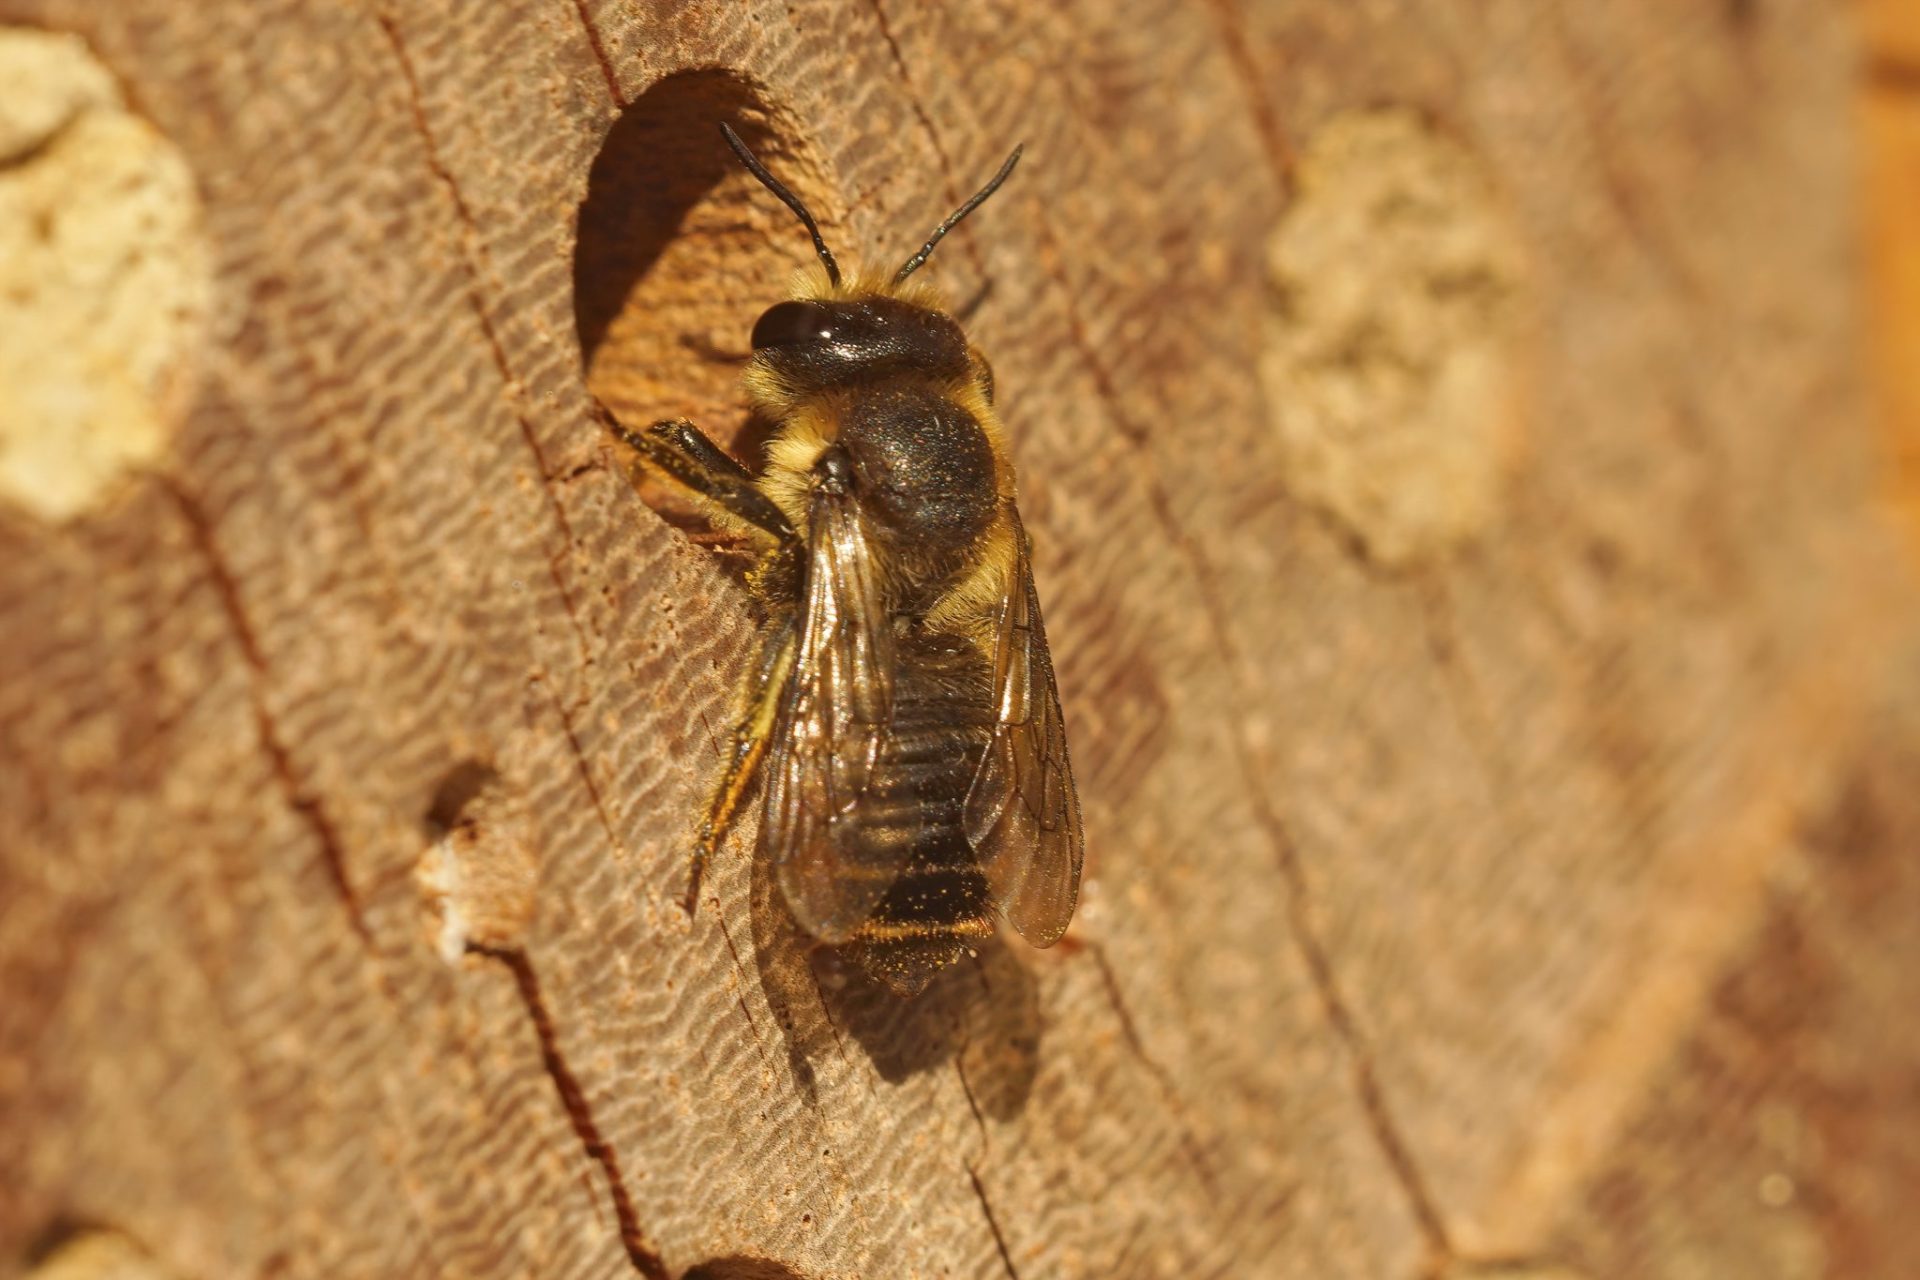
[844, 640, 997, 995]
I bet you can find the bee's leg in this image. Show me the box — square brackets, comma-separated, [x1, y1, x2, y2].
[684, 613, 797, 916]
[601, 410, 795, 544]
[649, 418, 752, 483]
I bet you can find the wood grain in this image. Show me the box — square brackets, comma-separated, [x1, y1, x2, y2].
[1, 1, 1913, 1277]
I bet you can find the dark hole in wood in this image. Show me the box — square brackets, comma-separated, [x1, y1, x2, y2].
[423, 758, 500, 835]
[682, 1257, 814, 1280]
[574, 71, 833, 475]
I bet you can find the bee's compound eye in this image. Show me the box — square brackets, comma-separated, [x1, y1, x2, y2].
[751, 300, 835, 351]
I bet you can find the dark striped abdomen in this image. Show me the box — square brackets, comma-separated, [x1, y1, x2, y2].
[844, 635, 997, 995]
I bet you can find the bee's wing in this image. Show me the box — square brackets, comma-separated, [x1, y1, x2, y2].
[963, 512, 1084, 946]
[763, 490, 899, 943]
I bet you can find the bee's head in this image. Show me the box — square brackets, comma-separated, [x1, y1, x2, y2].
[720, 123, 1018, 404]
[746, 293, 971, 397]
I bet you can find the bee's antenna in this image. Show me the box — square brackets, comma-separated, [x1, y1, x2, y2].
[895, 143, 1024, 284]
[720, 122, 841, 288]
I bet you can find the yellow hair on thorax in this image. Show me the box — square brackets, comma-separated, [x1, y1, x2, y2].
[756, 396, 840, 533]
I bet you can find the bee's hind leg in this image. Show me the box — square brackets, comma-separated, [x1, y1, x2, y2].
[598, 408, 795, 545]
[683, 613, 796, 916]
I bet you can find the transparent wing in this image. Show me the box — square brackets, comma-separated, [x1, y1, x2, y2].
[763, 490, 899, 943]
[963, 511, 1084, 945]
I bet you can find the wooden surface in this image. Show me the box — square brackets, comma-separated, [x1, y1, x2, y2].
[1862, 0, 1920, 548]
[2, 1, 1915, 1277]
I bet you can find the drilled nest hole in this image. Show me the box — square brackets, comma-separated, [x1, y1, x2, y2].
[682, 1258, 815, 1280]
[574, 71, 839, 513]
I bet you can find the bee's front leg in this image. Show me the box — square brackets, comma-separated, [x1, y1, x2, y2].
[601, 410, 795, 546]
[684, 614, 796, 916]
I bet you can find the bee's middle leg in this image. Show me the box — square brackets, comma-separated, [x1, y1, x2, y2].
[684, 614, 796, 916]
[593, 407, 801, 913]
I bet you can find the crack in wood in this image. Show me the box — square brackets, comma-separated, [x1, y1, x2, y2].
[966, 1164, 1022, 1280]
[540, 679, 627, 856]
[953, 1055, 989, 1144]
[168, 482, 460, 1269]
[375, 13, 666, 1012]
[1425, 1248, 1582, 1280]
[165, 478, 373, 947]
[1211, 586, 1460, 1261]
[563, 0, 629, 107]
[805, 965, 859, 1078]
[1029, 214, 1460, 1259]
[1547, 9, 1704, 309]
[1195, 0, 1299, 194]
[861, 0, 991, 280]
[712, 909, 775, 1071]
[1414, 576, 1514, 800]
[1083, 941, 1220, 1193]
[373, 11, 600, 679]
[468, 942, 671, 1280]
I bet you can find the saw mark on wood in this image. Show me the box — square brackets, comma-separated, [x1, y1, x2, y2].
[469, 942, 671, 1280]
[967, 1165, 1022, 1280]
[1031, 211, 1458, 1257]
[165, 477, 372, 947]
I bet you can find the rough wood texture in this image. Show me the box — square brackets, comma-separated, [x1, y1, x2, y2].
[2, 2, 1915, 1277]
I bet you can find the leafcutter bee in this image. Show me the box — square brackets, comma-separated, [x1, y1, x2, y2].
[603, 124, 1083, 995]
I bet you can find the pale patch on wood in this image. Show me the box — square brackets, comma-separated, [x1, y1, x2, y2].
[26, 1230, 173, 1280]
[0, 28, 209, 522]
[416, 766, 539, 961]
[1261, 109, 1525, 568]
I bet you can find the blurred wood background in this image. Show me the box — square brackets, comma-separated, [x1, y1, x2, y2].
[3, 1, 1917, 1277]
[1863, 0, 1920, 548]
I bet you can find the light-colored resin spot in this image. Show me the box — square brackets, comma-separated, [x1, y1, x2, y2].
[0, 28, 210, 522]
[1262, 110, 1526, 568]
